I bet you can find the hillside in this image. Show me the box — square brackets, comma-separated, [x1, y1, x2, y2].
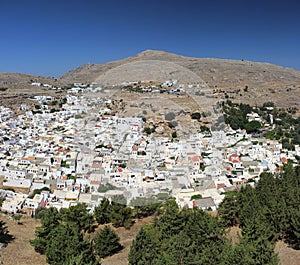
[1, 50, 300, 109]
[0, 72, 65, 88]
[60, 50, 300, 108]
[0, 72, 67, 99]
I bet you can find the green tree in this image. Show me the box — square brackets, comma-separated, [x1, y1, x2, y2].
[93, 226, 122, 259]
[130, 197, 161, 219]
[171, 131, 177, 138]
[200, 125, 210, 133]
[94, 198, 111, 224]
[129, 202, 230, 265]
[244, 120, 261, 133]
[225, 239, 278, 265]
[129, 225, 161, 265]
[156, 231, 197, 265]
[60, 203, 94, 233]
[287, 207, 300, 248]
[110, 202, 133, 229]
[155, 198, 182, 238]
[191, 112, 201, 121]
[31, 207, 60, 254]
[218, 194, 240, 227]
[45, 224, 96, 265]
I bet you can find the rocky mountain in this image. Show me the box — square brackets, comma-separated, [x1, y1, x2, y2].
[60, 50, 300, 108]
[1, 50, 300, 109]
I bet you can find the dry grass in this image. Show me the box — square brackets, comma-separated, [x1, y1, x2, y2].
[101, 217, 153, 265]
[226, 226, 300, 265]
[0, 213, 46, 265]
[61, 49, 300, 109]
[226, 226, 242, 245]
[1, 214, 300, 265]
[0, 214, 152, 265]
[275, 240, 300, 265]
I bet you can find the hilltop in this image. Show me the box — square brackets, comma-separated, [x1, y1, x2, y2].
[0, 72, 65, 89]
[60, 50, 300, 108]
[1, 50, 300, 109]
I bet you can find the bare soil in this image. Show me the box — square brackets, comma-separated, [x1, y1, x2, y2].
[1, 215, 300, 265]
[0, 214, 46, 265]
[226, 226, 300, 265]
[0, 215, 152, 265]
[226, 226, 241, 245]
[101, 217, 153, 265]
[61, 50, 300, 109]
[275, 241, 300, 265]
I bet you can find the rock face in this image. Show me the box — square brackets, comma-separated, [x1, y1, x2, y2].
[60, 50, 300, 108]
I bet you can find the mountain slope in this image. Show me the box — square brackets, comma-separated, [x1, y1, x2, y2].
[60, 49, 300, 108]
[61, 49, 300, 88]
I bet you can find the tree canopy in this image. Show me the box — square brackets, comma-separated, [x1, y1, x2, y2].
[129, 198, 277, 265]
[218, 164, 300, 250]
[128, 164, 300, 265]
[93, 226, 122, 259]
[31, 203, 124, 265]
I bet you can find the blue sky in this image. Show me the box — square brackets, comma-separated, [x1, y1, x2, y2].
[0, 0, 299, 77]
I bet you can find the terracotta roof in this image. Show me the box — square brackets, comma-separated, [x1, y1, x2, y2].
[92, 163, 102, 168]
[91, 180, 100, 185]
[190, 156, 201, 162]
[229, 154, 240, 163]
[22, 156, 36, 161]
[281, 157, 288, 163]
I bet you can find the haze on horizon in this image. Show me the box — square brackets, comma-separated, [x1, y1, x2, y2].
[0, 0, 299, 77]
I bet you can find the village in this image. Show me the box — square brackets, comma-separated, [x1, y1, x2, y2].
[0, 86, 299, 217]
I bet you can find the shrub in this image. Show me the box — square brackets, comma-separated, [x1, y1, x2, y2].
[191, 112, 201, 121]
[165, 112, 175, 121]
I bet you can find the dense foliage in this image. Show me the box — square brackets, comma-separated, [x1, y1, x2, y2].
[30, 165, 300, 264]
[260, 103, 300, 150]
[31, 203, 123, 265]
[93, 226, 122, 259]
[128, 198, 279, 265]
[223, 100, 300, 150]
[218, 164, 300, 251]
[94, 196, 162, 228]
[94, 197, 133, 229]
[223, 100, 261, 133]
[31, 197, 163, 264]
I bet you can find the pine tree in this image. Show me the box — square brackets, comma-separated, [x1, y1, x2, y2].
[45, 223, 95, 265]
[30, 207, 60, 254]
[60, 203, 94, 233]
[110, 202, 133, 229]
[93, 225, 122, 260]
[129, 225, 161, 265]
[218, 194, 240, 227]
[94, 198, 111, 224]
[154, 198, 183, 237]
[287, 207, 300, 248]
